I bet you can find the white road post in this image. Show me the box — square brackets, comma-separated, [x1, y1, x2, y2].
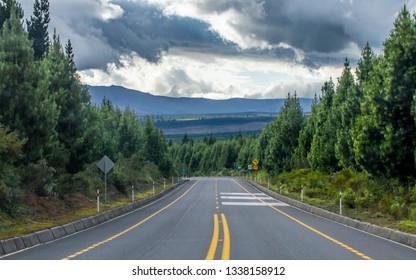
[301, 186, 304, 202]
[164, 178, 166, 190]
[153, 181, 155, 195]
[280, 184, 282, 195]
[340, 191, 343, 215]
[97, 189, 100, 213]
[268, 178, 270, 189]
[104, 162, 107, 206]
[132, 185, 135, 202]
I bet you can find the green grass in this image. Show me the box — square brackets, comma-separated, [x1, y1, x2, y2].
[253, 169, 416, 235]
[0, 184, 173, 240]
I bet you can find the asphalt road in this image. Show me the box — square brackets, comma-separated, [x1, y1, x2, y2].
[3, 178, 416, 260]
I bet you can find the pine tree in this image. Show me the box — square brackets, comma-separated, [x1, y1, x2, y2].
[265, 93, 304, 173]
[292, 93, 319, 168]
[42, 31, 91, 173]
[0, 0, 23, 30]
[334, 59, 359, 169]
[353, 6, 416, 179]
[308, 79, 338, 172]
[0, 4, 58, 163]
[356, 42, 375, 85]
[27, 0, 50, 59]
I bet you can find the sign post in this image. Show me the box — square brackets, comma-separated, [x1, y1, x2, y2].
[96, 155, 115, 207]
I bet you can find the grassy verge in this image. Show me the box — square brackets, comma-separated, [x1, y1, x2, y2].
[252, 168, 416, 235]
[0, 182, 173, 240]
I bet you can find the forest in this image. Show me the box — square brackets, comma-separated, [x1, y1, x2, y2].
[1, 1, 416, 235]
[0, 0, 171, 217]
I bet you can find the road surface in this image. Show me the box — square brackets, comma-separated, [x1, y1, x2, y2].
[2, 178, 416, 260]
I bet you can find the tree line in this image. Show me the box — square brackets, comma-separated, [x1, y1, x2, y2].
[0, 0, 170, 212]
[259, 6, 416, 186]
[174, 6, 416, 187]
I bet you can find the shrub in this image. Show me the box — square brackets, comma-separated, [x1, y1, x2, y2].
[408, 205, 416, 221]
[354, 189, 375, 209]
[110, 168, 129, 194]
[389, 202, 408, 220]
[21, 159, 56, 196]
[343, 188, 356, 208]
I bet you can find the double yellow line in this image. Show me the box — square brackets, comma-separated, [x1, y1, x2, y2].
[205, 213, 230, 260]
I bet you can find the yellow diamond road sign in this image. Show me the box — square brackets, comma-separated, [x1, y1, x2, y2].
[253, 159, 259, 166]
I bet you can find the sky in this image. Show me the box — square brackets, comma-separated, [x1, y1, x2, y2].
[21, 0, 416, 99]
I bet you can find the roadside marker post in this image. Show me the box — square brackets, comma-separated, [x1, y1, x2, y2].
[132, 185, 135, 202]
[164, 178, 166, 190]
[301, 186, 304, 202]
[97, 189, 100, 213]
[340, 191, 343, 215]
[153, 181, 155, 195]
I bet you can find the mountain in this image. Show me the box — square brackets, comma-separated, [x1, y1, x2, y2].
[88, 86, 313, 115]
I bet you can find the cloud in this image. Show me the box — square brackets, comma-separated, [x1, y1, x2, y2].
[20, 0, 416, 99]
[79, 47, 342, 100]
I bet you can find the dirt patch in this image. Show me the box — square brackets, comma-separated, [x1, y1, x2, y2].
[63, 193, 95, 209]
[24, 192, 64, 217]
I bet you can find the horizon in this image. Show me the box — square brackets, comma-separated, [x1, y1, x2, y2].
[90, 84, 315, 101]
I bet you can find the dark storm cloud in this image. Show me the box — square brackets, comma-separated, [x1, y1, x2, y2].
[89, 1, 238, 65]
[20, 0, 410, 73]
[196, 0, 406, 54]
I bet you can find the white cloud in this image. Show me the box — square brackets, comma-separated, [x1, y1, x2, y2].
[80, 48, 340, 99]
[97, 0, 125, 21]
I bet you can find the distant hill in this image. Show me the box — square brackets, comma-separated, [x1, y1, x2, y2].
[88, 86, 313, 115]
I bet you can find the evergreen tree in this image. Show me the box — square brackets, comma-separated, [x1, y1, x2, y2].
[356, 42, 375, 85]
[118, 107, 143, 158]
[264, 93, 304, 173]
[334, 59, 360, 169]
[353, 6, 416, 178]
[292, 93, 319, 168]
[27, 0, 50, 59]
[308, 79, 338, 172]
[0, 5, 58, 163]
[43, 32, 91, 173]
[0, 0, 23, 29]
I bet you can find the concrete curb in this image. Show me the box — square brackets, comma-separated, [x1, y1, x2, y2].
[35, 229, 55, 244]
[0, 180, 190, 257]
[245, 179, 416, 249]
[22, 233, 40, 248]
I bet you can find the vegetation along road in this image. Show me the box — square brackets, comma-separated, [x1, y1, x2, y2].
[2, 178, 416, 260]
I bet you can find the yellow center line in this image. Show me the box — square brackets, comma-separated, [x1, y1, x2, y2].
[205, 214, 219, 260]
[233, 179, 372, 260]
[207, 180, 231, 260]
[221, 213, 230, 260]
[205, 213, 231, 260]
[62, 181, 199, 260]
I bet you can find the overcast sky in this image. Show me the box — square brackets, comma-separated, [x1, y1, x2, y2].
[21, 0, 416, 99]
